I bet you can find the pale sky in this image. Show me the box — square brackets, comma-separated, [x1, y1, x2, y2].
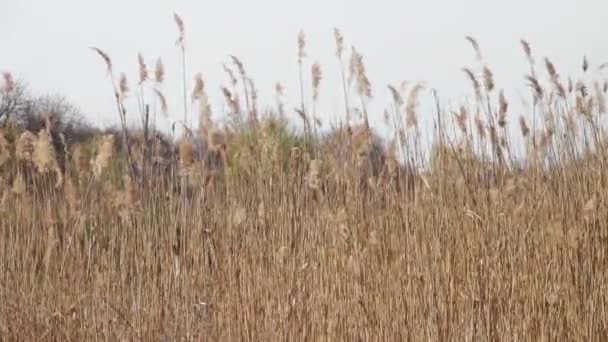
[3, 0, 608, 141]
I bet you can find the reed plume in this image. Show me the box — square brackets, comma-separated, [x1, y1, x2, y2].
[406, 84, 424, 129]
[544, 58, 565, 98]
[155, 58, 165, 84]
[89, 47, 113, 74]
[16, 131, 37, 163]
[154, 89, 169, 117]
[463, 68, 481, 99]
[92, 134, 114, 179]
[498, 90, 508, 127]
[137, 54, 148, 84]
[173, 12, 185, 48]
[465, 36, 482, 60]
[118, 73, 129, 100]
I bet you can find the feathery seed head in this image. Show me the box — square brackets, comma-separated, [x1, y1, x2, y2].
[454, 106, 468, 134]
[525, 75, 543, 102]
[174, 12, 185, 48]
[118, 73, 129, 99]
[230, 56, 246, 77]
[208, 129, 227, 152]
[192, 73, 204, 101]
[154, 58, 165, 84]
[544, 58, 565, 98]
[311, 62, 322, 102]
[349, 48, 371, 99]
[297, 30, 306, 63]
[334, 28, 344, 59]
[482, 66, 494, 92]
[154, 89, 169, 117]
[221, 86, 241, 115]
[498, 90, 508, 127]
[465, 36, 482, 60]
[33, 129, 58, 174]
[223, 64, 238, 87]
[388, 85, 403, 106]
[16, 131, 37, 163]
[520, 39, 533, 63]
[93, 134, 114, 179]
[72, 144, 89, 175]
[90, 47, 113, 74]
[137, 53, 148, 84]
[406, 83, 424, 129]
[463, 68, 481, 99]
[178, 139, 195, 175]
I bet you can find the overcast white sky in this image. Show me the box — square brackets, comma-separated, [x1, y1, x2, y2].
[3, 0, 608, 140]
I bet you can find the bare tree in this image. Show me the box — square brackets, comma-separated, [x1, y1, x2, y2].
[0, 80, 30, 125]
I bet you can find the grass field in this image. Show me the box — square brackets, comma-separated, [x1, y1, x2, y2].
[1, 18, 607, 341]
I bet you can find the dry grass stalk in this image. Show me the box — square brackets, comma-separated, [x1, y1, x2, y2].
[6, 28, 608, 342]
[594, 81, 606, 114]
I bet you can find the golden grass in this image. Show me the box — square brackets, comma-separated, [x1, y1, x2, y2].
[1, 22, 608, 341]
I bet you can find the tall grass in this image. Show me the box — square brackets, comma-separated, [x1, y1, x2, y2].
[1, 17, 608, 341]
